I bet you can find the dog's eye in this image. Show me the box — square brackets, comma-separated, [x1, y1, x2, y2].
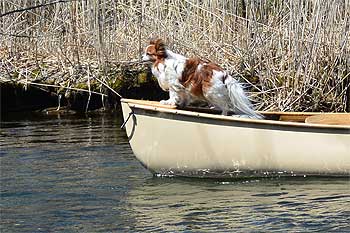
[146, 53, 153, 56]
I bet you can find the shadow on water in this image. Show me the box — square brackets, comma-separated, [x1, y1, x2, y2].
[0, 112, 349, 232]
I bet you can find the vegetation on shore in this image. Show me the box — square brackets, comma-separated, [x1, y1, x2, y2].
[1, 0, 349, 112]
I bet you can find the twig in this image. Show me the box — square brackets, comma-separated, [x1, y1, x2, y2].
[0, 0, 75, 18]
[94, 76, 122, 98]
[12, 79, 108, 97]
[85, 68, 91, 112]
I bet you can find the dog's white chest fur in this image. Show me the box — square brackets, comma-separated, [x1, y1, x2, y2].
[152, 58, 186, 92]
[151, 63, 168, 91]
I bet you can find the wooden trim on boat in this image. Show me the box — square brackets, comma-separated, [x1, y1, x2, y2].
[121, 99, 177, 109]
[121, 99, 350, 129]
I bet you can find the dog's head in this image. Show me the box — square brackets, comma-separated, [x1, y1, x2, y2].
[142, 39, 168, 62]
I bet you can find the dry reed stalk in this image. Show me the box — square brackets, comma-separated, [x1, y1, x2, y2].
[0, 0, 349, 112]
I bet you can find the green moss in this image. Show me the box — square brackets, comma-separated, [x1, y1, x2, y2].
[74, 82, 88, 89]
[108, 76, 124, 90]
[137, 72, 148, 84]
[73, 80, 100, 92]
[31, 69, 41, 79]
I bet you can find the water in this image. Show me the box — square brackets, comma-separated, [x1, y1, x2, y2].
[1, 113, 349, 232]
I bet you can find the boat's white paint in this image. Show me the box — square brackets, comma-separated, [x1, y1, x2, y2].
[121, 99, 350, 177]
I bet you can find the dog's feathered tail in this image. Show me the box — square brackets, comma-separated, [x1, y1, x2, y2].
[225, 76, 263, 119]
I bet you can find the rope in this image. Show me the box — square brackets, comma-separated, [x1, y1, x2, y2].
[120, 110, 134, 129]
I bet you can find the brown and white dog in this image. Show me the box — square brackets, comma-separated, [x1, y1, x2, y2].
[142, 39, 262, 118]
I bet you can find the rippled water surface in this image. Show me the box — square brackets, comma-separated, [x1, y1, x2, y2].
[1, 113, 349, 232]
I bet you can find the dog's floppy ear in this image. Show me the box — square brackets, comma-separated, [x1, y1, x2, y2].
[150, 38, 167, 58]
[150, 38, 163, 45]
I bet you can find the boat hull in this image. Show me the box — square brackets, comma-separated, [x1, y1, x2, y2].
[121, 99, 350, 178]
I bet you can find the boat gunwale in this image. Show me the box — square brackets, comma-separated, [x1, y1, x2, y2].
[121, 99, 350, 130]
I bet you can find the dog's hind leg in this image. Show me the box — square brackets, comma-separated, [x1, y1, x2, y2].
[203, 83, 231, 115]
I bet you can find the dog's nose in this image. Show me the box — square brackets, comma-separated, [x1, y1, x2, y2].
[141, 54, 149, 62]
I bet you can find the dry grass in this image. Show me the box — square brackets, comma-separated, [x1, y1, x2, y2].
[1, 0, 349, 112]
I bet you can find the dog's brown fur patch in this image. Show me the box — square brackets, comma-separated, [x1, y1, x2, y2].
[180, 57, 225, 97]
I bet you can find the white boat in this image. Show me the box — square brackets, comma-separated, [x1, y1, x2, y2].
[121, 98, 350, 178]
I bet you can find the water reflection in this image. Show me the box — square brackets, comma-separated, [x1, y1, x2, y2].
[0, 114, 126, 148]
[126, 178, 350, 232]
[1, 113, 146, 232]
[1, 113, 349, 232]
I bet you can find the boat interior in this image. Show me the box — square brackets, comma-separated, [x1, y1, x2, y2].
[184, 106, 350, 126]
[123, 99, 350, 126]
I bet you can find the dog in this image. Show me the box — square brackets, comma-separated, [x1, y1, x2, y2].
[142, 39, 262, 119]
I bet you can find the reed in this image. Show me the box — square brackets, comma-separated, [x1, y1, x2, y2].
[1, 0, 349, 112]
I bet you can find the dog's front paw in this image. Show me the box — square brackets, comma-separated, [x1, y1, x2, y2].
[232, 114, 254, 119]
[160, 99, 176, 106]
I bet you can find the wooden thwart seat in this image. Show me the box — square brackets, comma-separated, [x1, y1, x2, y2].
[305, 114, 350, 125]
